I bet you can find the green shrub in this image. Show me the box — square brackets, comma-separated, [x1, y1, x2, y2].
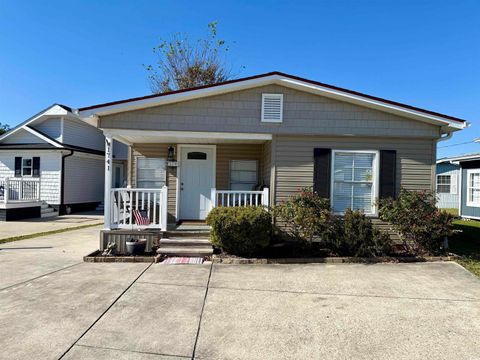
[273, 188, 333, 246]
[206, 206, 272, 256]
[325, 209, 392, 257]
[379, 189, 454, 254]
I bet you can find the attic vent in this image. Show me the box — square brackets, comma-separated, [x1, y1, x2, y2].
[261, 93, 283, 123]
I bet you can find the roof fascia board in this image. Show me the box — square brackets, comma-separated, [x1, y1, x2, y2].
[103, 129, 273, 141]
[23, 126, 64, 148]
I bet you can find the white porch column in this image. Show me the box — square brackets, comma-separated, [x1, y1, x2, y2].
[104, 135, 113, 229]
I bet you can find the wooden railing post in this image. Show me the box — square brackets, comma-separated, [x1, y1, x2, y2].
[262, 187, 270, 207]
[161, 186, 168, 231]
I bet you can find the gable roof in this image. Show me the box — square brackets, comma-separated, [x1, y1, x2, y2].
[78, 71, 468, 132]
[0, 104, 72, 144]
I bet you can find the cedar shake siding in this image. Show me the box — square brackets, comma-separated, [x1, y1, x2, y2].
[99, 84, 440, 139]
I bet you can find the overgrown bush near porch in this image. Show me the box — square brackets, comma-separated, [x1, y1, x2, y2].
[378, 189, 454, 255]
[273, 188, 392, 257]
[206, 206, 272, 256]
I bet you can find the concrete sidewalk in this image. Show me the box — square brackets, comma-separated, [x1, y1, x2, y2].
[0, 211, 103, 241]
[1, 227, 479, 359]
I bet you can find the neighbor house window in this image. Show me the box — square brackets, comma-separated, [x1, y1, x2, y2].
[136, 157, 166, 188]
[332, 150, 378, 215]
[436, 175, 451, 193]
[230, 160, 258, 190]
[467, 170, 480, 207]
[22, 158, 32, 176]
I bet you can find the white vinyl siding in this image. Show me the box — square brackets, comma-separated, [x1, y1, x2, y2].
[467, 170, 480, 207]
[32, 118, 62, 141]
[63, 154, 104, 204]
[62, 118, 105, 151]
[230, 160, 258, 190]
[136, 157, 166, 188]
[261, 93, 283, 122]
[331, 150, 378, 215]
[2, 128, 45, 144]
[0, 151, 61, 204]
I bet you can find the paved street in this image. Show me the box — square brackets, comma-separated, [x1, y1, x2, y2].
[0, 227, 479, 359]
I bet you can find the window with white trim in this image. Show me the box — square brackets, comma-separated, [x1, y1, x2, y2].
[332, 151, 378, 214]
[261, 94, 283, 122]
[467, 170, 480, 207]
[230, 160, 258, 190]
[136, 157, 166, 189]
[436, 175, 451, 194]
[22, 158, 32, 176]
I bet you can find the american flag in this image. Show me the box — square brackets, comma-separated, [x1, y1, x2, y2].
[132, 209, 150, 226]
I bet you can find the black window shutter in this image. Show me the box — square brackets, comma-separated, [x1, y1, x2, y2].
[32, 157, 40, 177]
[379, 150, 397, 199]
[313, 148, 331, 198]
[14, 157, 22, 177]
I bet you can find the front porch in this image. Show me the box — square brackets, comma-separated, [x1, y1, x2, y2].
[101, 130, 273, 252]
[0, 177, 42, 220]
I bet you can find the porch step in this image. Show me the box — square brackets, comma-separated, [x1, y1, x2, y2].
[157, 246, 213, 257]
[40, 201, 59, 218]
[157, 236, 213, 257]
[164, 230, 210, 238]
[160, 238, 211, 246]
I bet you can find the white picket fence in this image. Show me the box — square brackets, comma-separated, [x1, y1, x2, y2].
[0, 178, 41, 203]
[211, 188, 269, 208]
[109, 187, 168, 230]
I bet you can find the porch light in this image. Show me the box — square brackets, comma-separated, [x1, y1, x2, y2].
[167, 146, 178, 167]
[167, 146, 175, 161]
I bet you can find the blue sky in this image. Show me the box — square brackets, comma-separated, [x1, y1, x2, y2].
[0, 0, 478, 158]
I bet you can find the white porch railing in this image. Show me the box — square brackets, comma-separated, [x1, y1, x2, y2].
[109, 186, 168, 230]
[211, 187, 269, 208]
[0, 178, 41, 203]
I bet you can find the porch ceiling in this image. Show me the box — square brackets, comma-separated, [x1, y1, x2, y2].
[106, 130, 272, 145]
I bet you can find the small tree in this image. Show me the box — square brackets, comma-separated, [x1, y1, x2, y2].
[0, 123, 9, 135]
[145, 22, 234, 93]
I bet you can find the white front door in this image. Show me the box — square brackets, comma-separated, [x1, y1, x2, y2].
[179, 146, 215, 220]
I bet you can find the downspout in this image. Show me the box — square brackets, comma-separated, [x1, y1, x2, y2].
[61, 150, 74, 213]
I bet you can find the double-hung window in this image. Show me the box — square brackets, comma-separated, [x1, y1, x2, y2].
[467, 170, 480, 207]
[230, 160, 258, 190]
[136, 157, 166, 189]
[436, 175, 451, 194]
[22, 158, 33, 176]
[332, 150, 378, 215]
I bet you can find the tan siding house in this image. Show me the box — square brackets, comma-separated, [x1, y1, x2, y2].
[78, 72, 466, 230]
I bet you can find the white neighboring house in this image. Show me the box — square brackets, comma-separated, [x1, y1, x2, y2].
[0, 104, 127, 221]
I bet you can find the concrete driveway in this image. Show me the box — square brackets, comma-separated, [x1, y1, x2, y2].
[1, 227, 479, 359]
[0, 211, 103, 241]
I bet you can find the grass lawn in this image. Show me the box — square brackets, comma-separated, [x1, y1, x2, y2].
[449, 219, 480, 278]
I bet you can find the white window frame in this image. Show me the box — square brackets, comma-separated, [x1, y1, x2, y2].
[261, 93, 283, 123]
[22, 157, 33, 177]
[436, 174, 451, 194]
[230, 160, 258, 190]
[466, 169, 480, 207]
[136, 156, 166, 189]
[330, 149, 380, 216]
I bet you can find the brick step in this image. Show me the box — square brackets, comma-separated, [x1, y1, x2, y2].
[164, 230, 210, 238]
[157, 245, 213, 257]
[160, 238, 211, 246]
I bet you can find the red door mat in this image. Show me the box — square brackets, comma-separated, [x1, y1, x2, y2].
[161, 257, 204, 264]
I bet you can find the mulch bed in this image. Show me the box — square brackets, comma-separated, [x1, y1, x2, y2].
[83, 250, 161, 263]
